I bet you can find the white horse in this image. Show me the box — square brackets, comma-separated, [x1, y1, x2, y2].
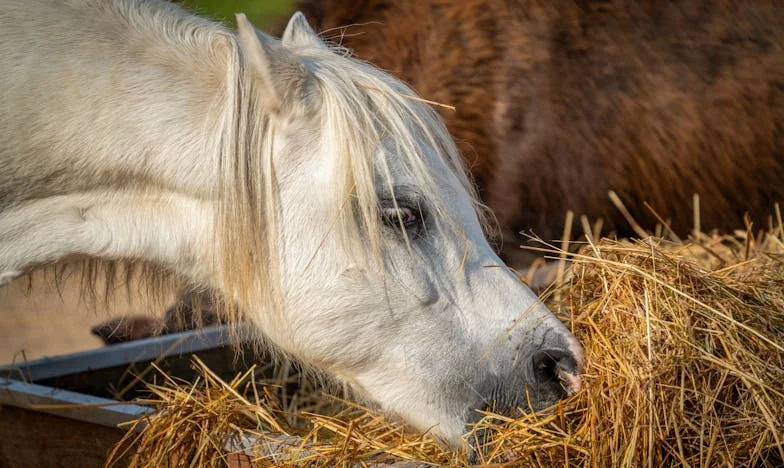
[0, 0, 583, 447]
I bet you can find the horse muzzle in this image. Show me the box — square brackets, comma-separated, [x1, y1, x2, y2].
[465, 333, 584, 462]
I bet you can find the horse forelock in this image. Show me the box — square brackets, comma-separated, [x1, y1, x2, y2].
[215, 28, 491, 322]
[214, 37, 277, 323]
[308, 45, 488, 243]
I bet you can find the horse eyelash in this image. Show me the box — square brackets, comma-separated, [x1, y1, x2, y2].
[380, 201, 428, 236]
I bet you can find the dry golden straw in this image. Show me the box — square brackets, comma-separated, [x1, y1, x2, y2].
[111, 225, 784, 467]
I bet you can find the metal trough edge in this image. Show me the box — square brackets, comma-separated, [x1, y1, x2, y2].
[0, 377, 152, 428]
[0, 323, 254, 381]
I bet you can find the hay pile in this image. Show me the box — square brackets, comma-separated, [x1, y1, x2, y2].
[112, 227, 784, 467]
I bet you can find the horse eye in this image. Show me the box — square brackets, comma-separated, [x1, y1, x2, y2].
[381, 206, 421, 231]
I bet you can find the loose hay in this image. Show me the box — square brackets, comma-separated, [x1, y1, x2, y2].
[112, 228, 784, 467]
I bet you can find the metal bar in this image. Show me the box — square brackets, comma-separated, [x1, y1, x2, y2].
[0, 377, 151, 428]
[0, 323, 254, 381]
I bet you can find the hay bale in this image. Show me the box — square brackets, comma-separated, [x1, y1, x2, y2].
[114, 228, 784, 467]
[472, 231, 784, 466]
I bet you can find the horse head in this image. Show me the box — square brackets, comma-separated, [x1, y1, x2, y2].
[225, 12, 584, 446]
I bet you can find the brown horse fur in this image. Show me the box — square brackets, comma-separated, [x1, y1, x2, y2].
[287, 0, 784, 267]
[91, 292, 219, 345]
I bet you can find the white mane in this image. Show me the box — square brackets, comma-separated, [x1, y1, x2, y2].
[217, 31, 485, 318]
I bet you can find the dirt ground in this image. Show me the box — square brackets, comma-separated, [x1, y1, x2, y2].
[0, 271, 176, 365]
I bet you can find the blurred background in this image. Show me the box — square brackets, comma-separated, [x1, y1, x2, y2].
[182, 0, 294, 30]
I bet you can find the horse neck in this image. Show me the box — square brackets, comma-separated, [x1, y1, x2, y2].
[122, 10, 239, 199]
[67, 1, 238, 200]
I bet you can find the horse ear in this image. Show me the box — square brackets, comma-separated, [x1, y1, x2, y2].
[281, 11, 324, 49]
[235, 13, 309, 113]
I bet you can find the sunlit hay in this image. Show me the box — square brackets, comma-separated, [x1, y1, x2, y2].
[470, 230, 784, 466]
[109, 357, 287, 468]
[267, 402, 456, 466]
[111, 356, 455, 467]
[114, 228, 784, 467]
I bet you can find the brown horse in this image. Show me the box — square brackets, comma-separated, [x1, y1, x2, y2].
[289, 0, 784, 267]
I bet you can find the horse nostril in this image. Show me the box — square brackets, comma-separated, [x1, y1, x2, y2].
[532, 348, 581, 395]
